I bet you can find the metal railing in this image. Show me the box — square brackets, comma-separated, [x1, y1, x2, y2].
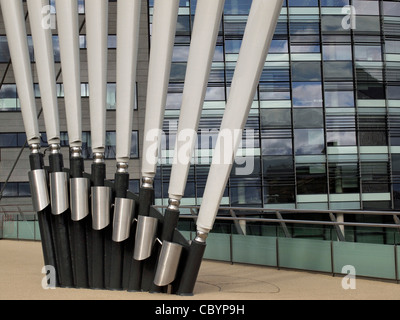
[155, 205, 400, 243]
[2, 202, 400, 243]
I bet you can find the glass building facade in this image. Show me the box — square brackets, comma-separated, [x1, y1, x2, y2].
[149, 0, 400, 212]
[0, 0, 400, 215]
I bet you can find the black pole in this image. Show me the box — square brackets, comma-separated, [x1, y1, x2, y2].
[29, 146, 58, 285]
[107, 168, 129, 290]
[90, 159, 107, 290]
[48, 145, 74, 288]
[149, 204, 180, 293]
[69, 149, 89, 289]
[127, 179, 154, 292]
[176, 238, 206, 296]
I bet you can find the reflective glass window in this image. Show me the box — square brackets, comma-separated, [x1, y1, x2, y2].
[325, 90, 354, 107]
[261, 109, 292, 129]
[296, 163, 327, 194]
[323, 45, 352, 60]
[262, 137, 293, 156]
[294, 129, 325, 155]
[293, 108, 324, 129]
[0, 36, 10, 62]
[292, 62, 321, 82]
[292, 82, 323, 108]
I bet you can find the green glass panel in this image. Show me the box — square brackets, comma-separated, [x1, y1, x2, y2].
[278, 238, 332, 272]
[3, 221, 17, 239]
[333, 242, 396, 279]
[232, 235, 277, 266]
[397, 246, 400, 281]
[203, 233, 231, 262]
[35, 221, 41, 241]
[18, 221, 35, 240]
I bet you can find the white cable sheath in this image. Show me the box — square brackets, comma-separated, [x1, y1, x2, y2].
[55, 0, 82, 148]
[116, 0, 142, 164]
[196, 0, 284, 234]
[27, 0, 60, 146]
[141, 0, 180, 180]
[168, 0, 225, 200]
[85, 0, 108, 154]
[0, 0, 40, 145]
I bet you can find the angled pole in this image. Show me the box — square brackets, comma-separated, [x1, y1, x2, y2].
[85, 0, 110, 290]
[153, 0, 225, 293]
[130, 0, 180, 292]
[55, 0, 89, 288]
[28, 0, 74, 288]
[109, 0, 142, 291]
[178, 0, 284, 295]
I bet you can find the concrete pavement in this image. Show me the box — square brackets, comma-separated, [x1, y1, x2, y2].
[1, 240, 400, 300]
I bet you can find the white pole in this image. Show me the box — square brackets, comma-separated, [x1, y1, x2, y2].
[168, 0, 225, 203]
[141, 0, 179, 184]
[27, 0, 60, 146]
[116, 0, 142, 165]
[196, 0, 284, 235]
[0, 0, 40, 146]
[85, 0, 108, 155]
[55, 0, 82, 148]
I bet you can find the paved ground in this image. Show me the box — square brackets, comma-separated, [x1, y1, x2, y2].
[1, 240, 400, 300]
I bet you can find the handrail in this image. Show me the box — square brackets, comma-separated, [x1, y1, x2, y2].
[154, 205, 400, 235]
[179, 215, 400, 230]
[155, 205, 400, 217]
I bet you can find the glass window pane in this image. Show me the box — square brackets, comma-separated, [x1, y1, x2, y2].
[325, 90, 354, 107]
[0, 36, 10, 62]
[224, 0, 252, 14]
[327, 131, 357, 146]
[294, 129, 325, 155]
[262, 138, 293, 156]
[292, 82, 323, 108]
[292, 62, 321, 82]
[354, 45, 382, 61]
[323, 45, 352, 60]
[0, 133, 18, 147]
[294, 108, 324, 128]
[0, 84, 18, 110]
[261, 109, 292, 129]
[324, 61, 353, 80]
[296, 163, 327, 194]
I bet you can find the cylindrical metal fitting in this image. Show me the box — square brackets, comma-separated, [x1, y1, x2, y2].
[49, 143, 61, 154]
[167, 198, 180, 211]
[93, 152, 105, 164]
[194, 231, 208, 243]
[29, 143, 40, 154]
[117, 162, 129, 173]
[141, 176, 154, 189]
[70, 146, 82, 158]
